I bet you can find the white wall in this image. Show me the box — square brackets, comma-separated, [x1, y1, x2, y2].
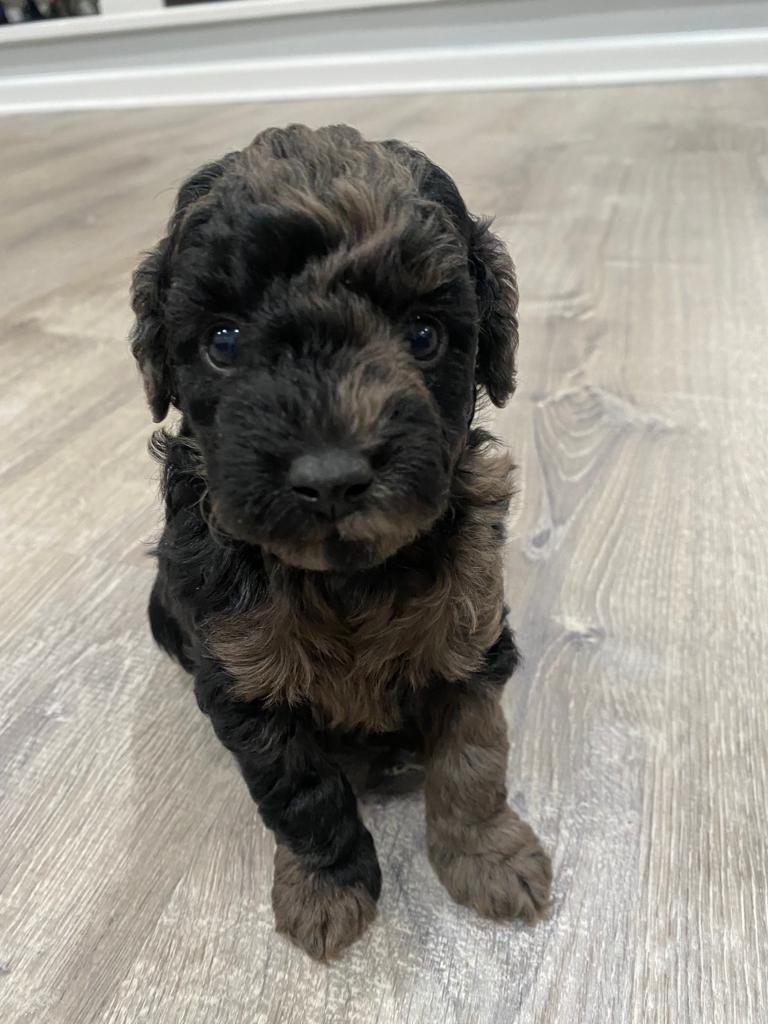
[0, 0, 766, 113]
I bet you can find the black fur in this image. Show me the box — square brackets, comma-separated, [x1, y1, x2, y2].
[194, 659, 381, 897]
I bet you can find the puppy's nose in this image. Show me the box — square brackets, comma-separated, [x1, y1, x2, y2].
[289, 449, 373, 518]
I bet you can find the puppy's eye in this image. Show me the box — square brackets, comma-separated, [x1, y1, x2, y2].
[405, 319, 441, 362]
[205, 324, 240, 370]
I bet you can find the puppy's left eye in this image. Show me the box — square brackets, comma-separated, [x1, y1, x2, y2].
[205, 324, 240, 370]
[405, 319, 442, 362]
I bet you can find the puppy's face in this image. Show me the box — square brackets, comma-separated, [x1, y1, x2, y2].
[132, 125, 518, 572]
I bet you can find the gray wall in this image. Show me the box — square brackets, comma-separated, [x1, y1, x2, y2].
[3, 1, 767, 76]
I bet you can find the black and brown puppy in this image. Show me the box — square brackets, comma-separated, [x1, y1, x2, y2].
[131, 124, 552, 960]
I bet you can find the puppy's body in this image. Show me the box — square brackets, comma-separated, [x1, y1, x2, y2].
[132, 124, 551, 959]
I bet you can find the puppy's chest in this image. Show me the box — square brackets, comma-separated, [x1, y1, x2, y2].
[209, 549, 503, 732]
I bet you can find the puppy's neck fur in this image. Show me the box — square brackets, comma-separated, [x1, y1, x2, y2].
[197, 429, 514, 731]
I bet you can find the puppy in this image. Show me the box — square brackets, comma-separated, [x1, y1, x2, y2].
[131, 124, 552, 960]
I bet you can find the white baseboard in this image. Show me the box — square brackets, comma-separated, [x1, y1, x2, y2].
[1, 3, 767, 114]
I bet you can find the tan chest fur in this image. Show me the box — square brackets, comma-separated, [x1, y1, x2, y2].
[208, 442, 512, 732]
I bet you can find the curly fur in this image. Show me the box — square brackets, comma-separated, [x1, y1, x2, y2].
[131, 123, 550, 959]
[272, 844, 378, 961]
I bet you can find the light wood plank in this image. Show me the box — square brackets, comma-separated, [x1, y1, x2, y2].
[1, 79, 767, 1024]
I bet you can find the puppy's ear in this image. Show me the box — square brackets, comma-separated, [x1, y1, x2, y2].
[131, 238, 172, 422]
[469, 219, 519, 407]
[383, 140, 519, 406]
[130, 153, 241, 422]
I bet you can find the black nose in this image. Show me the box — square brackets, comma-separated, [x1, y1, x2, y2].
[289, 449, 373, 518]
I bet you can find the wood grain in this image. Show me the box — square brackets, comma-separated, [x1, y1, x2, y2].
[1, 79, 767, 1024]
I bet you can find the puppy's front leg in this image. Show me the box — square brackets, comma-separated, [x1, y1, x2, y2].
[424, 646, 552, 921]
[195, 661, 381, 960]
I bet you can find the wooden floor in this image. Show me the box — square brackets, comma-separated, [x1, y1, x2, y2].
[2, 79, 768, 1024]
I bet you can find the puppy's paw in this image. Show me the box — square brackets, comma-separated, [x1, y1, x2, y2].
[428, 808, 552, 923]
[271, 845, 378, 961]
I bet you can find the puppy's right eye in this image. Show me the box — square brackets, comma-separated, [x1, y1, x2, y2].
[204, 324, 240, 370]
[405, 318, 442, 362]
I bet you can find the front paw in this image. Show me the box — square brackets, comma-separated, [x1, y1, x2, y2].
[272, 845, 378, 961]
[428, 808, 552, 923]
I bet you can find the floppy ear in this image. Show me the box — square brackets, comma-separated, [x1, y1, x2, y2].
[130, 238, 172, 422]
[469, 219, 519, 407]
[130, 152, 242, 422]
[382, 139, 519, 407]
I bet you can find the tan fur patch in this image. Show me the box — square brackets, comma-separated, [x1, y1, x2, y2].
[242, 127, 416, 245]
[266, 540, 332, 573]
[428, 807, 552, 922]
[208, 439, 513, 732]
[424, 689, 552, 921]
[272, 845, 377, 961]
[335, 338, 426, 442]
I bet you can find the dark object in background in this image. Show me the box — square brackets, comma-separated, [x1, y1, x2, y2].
[23, 0, 43, 19]
[130, 124, 552, 960]
[0, 0, 97, 22]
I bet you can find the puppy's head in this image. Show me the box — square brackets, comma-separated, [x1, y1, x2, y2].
[132, 124, 518, 572]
